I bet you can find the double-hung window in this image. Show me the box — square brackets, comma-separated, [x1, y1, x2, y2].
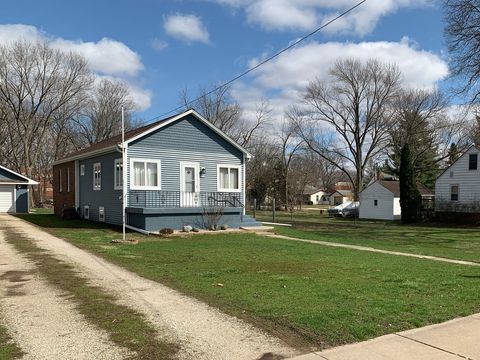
[469, 154, 478, 170]
[450, 185, 459, 201]
[93, 163, 101, 191]
[114, 159, 123, 190]
[217, 165, 240, 192]
[130, 159, 161, 190]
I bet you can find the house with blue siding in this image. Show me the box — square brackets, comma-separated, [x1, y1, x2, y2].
[0, 165, 38, 213]
[52, 109, 259, 232]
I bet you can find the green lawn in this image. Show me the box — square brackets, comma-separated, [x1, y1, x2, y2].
[16, 214, 480, 350]
[251, 210, 480, 263]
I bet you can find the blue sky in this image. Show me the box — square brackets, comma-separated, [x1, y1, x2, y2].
[0, 0, 449, 123]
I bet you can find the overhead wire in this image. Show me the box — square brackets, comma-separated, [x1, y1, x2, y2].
[144, 0, 369, 122]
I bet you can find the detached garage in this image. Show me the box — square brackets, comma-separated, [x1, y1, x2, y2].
[359, 180, 433, 221]
[0, 165, 38, 213]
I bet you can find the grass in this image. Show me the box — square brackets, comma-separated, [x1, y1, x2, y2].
[251, 210, 480, 263]
[3, 227, 178, 360]
[16, 214, 480, 350]
[0, 323, 23, 359]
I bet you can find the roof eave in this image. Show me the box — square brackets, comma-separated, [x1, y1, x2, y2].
[52, 145, 119, 165]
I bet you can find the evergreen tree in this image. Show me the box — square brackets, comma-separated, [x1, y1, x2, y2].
[399, 144, 422, 223]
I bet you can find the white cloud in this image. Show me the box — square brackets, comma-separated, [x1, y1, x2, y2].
[230, 39, 449, 121]
[51, 38, 144, 76]
[0, 24, 151, 110]
[164, 14, 210, 44]
[210, 0, 433, 35]
[150, 38, 169, 51]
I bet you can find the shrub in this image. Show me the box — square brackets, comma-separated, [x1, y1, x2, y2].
[159, 228, 174, 236]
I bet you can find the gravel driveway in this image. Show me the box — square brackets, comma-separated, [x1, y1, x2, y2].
[0, 215, 297, 360]
[0, 230, 130, 360]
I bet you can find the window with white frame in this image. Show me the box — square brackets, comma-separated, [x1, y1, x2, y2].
[217, 165, 240, 192]
[130, 159, 161, 189]
[114, 159, 123, 190]
[80, 164, 85, 176]
[84, 205, 90, 219]
[67, 168, 70, 193]
[93, 163, 101, 190]
[59, 169, 62, 193]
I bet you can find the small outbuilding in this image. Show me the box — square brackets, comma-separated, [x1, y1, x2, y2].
[359, 180, 433, 221]
[303, 186, 330, 205]
[329, 189, 352, 205]
[0, 165, 38, 213]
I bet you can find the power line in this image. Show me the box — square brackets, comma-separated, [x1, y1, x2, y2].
[146, 0, 369, 122]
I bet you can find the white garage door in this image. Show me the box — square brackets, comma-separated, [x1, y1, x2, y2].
[0, 185, 15, 213]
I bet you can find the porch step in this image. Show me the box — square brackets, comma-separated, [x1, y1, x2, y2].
[238, 214, 262, 228]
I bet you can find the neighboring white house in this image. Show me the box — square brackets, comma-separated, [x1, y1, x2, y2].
[360, 180, 433, 221]
[435, 145, 480, 213]
[329, 190, 352, 205]
[303, 187, 330, 205]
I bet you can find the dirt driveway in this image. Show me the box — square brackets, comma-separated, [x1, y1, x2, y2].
[0, 215, 297, 360]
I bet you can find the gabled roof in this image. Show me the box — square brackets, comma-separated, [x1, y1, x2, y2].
[436, 144, 480, 180]
[331, 189, 352, 197]
[363, 180, 433, 197]
[303, 185, 326, 195]
[54, 109, 252, 165]
[0, 165, 38, 185]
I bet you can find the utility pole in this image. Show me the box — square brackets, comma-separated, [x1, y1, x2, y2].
[122, 106, 126, 242]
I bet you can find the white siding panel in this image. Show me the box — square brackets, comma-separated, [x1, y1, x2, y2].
[359, 183, 395, 220]
[436, 146, 480, 210]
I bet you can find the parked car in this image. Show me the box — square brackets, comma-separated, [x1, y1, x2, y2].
[341, 201, 359, 218]
[327, 202, 352, 217]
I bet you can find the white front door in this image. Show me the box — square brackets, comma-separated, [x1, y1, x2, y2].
[0, 185, 15, 213]
[180, 162, 200, 207]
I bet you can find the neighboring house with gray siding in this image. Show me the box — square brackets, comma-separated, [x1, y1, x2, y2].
[0, 165, 38, 213]
[52, 109, 259, 231]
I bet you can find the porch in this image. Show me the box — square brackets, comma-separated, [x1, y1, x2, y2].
[125, 190, 255, 231]
[128, 190, 244, 209]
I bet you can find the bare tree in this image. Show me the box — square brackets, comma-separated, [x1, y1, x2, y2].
[278, 120, 303, 210]
[0, 41, 93, 197]
[72, 78, 137, 146]
[293, 59, 401, 200]
[444, 0, 480, 103]
[386, 89, 449, 187]
[180, 85, 270, 148]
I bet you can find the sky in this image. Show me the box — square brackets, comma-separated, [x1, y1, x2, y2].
[0, 0, 451, 124]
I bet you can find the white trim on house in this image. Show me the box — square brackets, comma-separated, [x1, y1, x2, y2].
[217, 164, 241, 193]
[67, 168, 70, 193]
[53, 109, 253, 166]
[129, 158, 162, 190]
[52, 146, 117, 166]
[93, 162, 101, 191]
[125, 109, 253, 159]
[0, 165, 38, 185]
[114, 158, 123, 190]
[180, 161, 200, 207]
[75, 160, 79, 209]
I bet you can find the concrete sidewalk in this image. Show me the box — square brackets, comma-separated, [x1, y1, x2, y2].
[290, 314, 480, 360]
